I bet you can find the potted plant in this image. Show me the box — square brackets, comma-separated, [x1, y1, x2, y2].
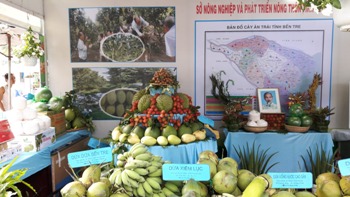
[309, 106, 335, 132]
[296, 0, 342, 15]
[0, 156, 36, 196]
[13, 26, 44, 66]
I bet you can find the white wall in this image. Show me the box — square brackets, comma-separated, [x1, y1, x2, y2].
[43, 0, 350, 138]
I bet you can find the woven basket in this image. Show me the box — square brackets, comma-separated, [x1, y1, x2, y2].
[285, 124, 310, 133]
[244, 125, 268, 133]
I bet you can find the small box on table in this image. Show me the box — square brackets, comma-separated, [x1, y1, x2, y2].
[17, 127, 56, 152]
[261, 113, 285, 131]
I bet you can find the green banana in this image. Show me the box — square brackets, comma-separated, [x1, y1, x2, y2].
[128, 176, 139, 188]
[117, 154, 127, 161]
[129, 159, 151, 168]
[114, 172, 123, 186]
[150, 161, 163, 167]
[148, 169, 162, 177]
[135, 152, 153, 161]
[123, 184, 133, 192]
[131, 146, 149, 158]
[146, 165, 158, 174]
[146, 177, 161, 190]
[137, 183, 146, 197]
[158, 192, 166, 197]
[142, 180, 153, 194]
[148, 177, 162, 184]
[129, 142, 145, 153]
[132, 188, 138, 196]
[116, 160, 125, 167]
[134, 168, 149, 176]
[109, 168, 122, 185]
[121, 170, 131, 187]
[162, 187, 176, 196]
[124, 169, 142, 181]
[165, 182, 181, 193]
[151, 155, 163, 162]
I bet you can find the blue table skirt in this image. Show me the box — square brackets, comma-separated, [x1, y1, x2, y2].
[138, 139, 218, 164]
[224, 129, 334, 172]
[0, 130, 90, 179]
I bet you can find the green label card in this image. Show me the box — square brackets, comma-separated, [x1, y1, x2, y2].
[162, 164, 210, 181]
[268, 172, 313, 189]
[68, 147, 112, 168]
[338, 158, 350, 176]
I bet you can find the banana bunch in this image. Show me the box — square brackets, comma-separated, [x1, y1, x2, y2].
[109, 143, 181, 197]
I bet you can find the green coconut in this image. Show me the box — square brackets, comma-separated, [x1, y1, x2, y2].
[212, 170, 237, 194]
[237, 169, 256, 191]
[60, 181, 86, 197]
[340, 176, 350, 195]
[272, 191, 296, 197]
[217, 157, 238, 176]
[81, 165, 101, 188]
[316, 180, 342, 197]
[86, 182, 109, 197]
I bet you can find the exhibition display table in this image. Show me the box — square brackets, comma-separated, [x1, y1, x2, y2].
[224, 130, 334, 172]
[0, 130, 90, 179]
[146, 138, 218, 164]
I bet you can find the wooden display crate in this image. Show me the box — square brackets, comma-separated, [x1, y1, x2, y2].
[261, 113, 285, 131]
[40, 111, 66, 136]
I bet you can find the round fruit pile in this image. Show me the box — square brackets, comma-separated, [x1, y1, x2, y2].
[286, 103, 313, 127]
[113, 68, 208, 146]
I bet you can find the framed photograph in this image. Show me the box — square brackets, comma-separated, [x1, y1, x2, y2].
[257, 88, 282, 113]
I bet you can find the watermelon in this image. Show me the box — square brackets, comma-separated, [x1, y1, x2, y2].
[48, 96, 64, 112]
[35, 87, 53, 103]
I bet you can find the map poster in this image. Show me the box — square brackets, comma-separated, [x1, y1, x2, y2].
[195, 19, 333, 120]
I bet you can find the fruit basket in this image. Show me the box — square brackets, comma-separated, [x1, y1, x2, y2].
[284, 124, 310, 133]
[243, 125, 268, 133]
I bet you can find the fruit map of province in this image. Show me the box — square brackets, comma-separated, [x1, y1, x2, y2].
[208, 35, 321, 99]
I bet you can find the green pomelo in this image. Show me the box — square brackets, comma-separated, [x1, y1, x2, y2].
[237, 169, 256, 191]
[177, 93, 190, 108]
[217, 157, 238, 176]
[212, 170, 237, 194]
[178, 124, 193, 137]
[35, 87, 53, 103]
[116, 104, 125, 117]
[272, 191, 296, 197]
[106, 105, 115, 115]
[122, 124, 133, 134]
[48, 96, 64, 112]
[106, 91, 117, 105]
[60, 181, 86, 197]
[100, 96, 106, 106]
[162, 125, 177, 138]
[72, 117, 85, 128]
[126, 91, 134, 105]
[144, 126, 160, 139]
[340, 176, 350, 195]
[132, 89, 147, 103]
[34, 101, 49, 112]
[197, 158, 217, 179]
[65, 108, 76, 121]
[156, 94, 173, 112]
[132, 125, 145, 139]
[116, 90, 126, 104]
[190, 122, 203, 132]
[294, 191, 316, 197]
[87, 181, 109, 197]
[138, 94, 152, 112]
